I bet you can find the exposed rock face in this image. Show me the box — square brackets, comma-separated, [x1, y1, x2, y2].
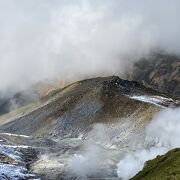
[128, 53, 180, 98]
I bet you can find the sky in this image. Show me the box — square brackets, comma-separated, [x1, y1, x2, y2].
[0, 0, 180, 93]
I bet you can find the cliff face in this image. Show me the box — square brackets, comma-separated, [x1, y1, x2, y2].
[128, 54, 180, 99]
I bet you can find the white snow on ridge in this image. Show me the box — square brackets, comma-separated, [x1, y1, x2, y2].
[0, 133, 30, 138]
[4, 144, 31, 149]
[129, 95, 173, 107]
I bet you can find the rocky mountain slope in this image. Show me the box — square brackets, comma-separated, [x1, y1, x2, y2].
[128, 53, 180, 99]
[0, 76, 178, 179]
[0, 76, 175, 138]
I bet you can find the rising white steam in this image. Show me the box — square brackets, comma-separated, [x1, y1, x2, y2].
[68, 124, 114, 177]
[117, 108, 180, 179]
[0, 0, 180, 93]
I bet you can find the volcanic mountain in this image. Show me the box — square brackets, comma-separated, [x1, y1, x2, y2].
[0, 76, 179, 179]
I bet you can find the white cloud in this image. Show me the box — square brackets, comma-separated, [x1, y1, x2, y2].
[0, 0, 180, 92]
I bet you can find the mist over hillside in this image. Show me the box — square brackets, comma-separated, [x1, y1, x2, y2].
[0, 0, 180, 94]
[0, 1, 180, 180]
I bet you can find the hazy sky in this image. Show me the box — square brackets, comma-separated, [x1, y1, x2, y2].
[0, 0, 180, 93]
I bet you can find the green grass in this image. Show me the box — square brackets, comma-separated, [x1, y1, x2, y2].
[132, 148, 180, 180]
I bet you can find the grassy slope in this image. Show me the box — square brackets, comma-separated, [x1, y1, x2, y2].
[132, 148, 180, 180]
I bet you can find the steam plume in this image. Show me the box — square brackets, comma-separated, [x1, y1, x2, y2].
[117, 108, 180, 179]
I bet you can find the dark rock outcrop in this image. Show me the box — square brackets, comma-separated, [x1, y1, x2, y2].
[128, 53, 180, 99]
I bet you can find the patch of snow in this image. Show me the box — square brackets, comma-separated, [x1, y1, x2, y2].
[4, 145, 31, 149]
[0, 144, 23, 161]
[0, 133, 30, 138]
[0, 163, 36, 180]
[78, 134, 84, 139]
[129, 95, 172, 107]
